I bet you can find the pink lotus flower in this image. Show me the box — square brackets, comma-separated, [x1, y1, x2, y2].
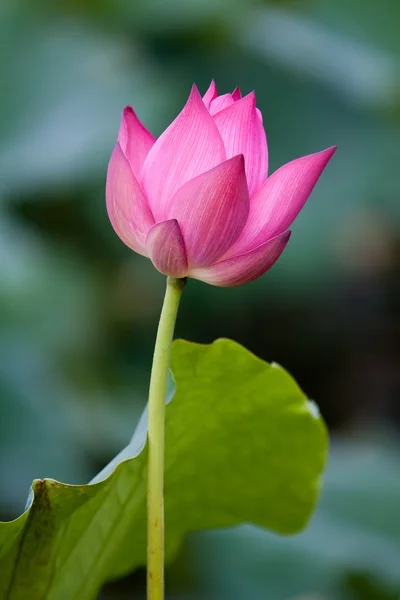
[106, 82, 336, 287]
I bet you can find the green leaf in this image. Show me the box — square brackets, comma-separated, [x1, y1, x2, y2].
[187, 435, 400, 599]
[0, 338, 327, 599]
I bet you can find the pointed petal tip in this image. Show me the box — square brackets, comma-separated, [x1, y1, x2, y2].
[121, 105, 139, 123]
[122, 105, 134, 116]
[234, 91, 255, 108]
[243, 90, 256, 106]
[282, 229, 292, 243]
[328, 145, 338, 157]
[228, 153, 245, 168]
[203, 80, 219, 109]
[313, 145, 337, 163]
[288, 145, 337, 166]
[117, 106, 156, 178]
[183, 83, 212, 115]
[231, 86, 242, 100]
[297, 145, 337, 172]
[189, 83, 202, 99]
[210, 80, 219, 96]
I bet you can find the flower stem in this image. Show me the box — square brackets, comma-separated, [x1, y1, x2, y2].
[147, 276, 186, 600]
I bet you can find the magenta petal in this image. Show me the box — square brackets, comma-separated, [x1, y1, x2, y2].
[146, 219, 188, 278]
[209, 93, 235, 116]
[191, 231, 291, 287]
[117, 107, 155, 179]
[231, 87, 242, 101]
[213, 92, 268, 197]
[166, 155, 249, 267]
[106, 143, 154, 256]
[142, 85, 225, 221]
[230, 146, 337, 255]
[203, 80, 218, 109]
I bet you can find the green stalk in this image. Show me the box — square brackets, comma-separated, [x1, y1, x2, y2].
[147, 276, 186, 600]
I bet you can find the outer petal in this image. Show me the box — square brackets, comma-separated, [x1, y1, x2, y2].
[209, 93, 235, 116]
[118, 106, 155, 179]
[229, 147, 337, 256]
[146, 219, 188, 278]
[203, 80, 218, 109]
[142, 85, 225, 220]
[166, 155, 249, 268]
[106, 143, 154, 256]
[191, 231, 291, 287]
[213, 92, 268, 197]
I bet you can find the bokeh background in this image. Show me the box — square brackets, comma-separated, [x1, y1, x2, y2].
[1, 0, 399, 598]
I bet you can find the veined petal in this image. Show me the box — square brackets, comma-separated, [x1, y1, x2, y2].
[213, 92, 268, 197]
[191, 231, 290, 287]
[106, 143, 154, 256]
[142, 85, 225, 221]
[118, 106, 155, 179]
[209, 93, 235, 116]
[146, 219, 188, 278]
[203, 80, 218, 109]
[232, 87, 262, 119]
[166, 155, 249, 267]
[229, 147, 336, 256]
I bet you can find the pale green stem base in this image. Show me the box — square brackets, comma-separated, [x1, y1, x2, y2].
[147, 276, 186, 600]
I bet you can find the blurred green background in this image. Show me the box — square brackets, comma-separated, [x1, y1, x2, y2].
[1, 0, 399, 598]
